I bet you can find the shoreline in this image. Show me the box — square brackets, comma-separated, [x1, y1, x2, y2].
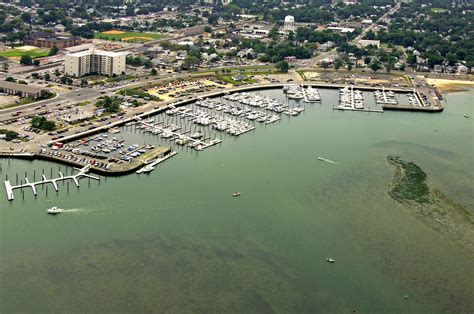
[426, 78, 474, 93]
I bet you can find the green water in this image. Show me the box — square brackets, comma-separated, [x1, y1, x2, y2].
[1, 89, 473, 313]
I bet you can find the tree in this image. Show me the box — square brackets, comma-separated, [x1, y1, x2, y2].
[150, 68, 157, 75]
[288, 31, 295, 42]
[334, 59, 343, 71]
[80, 79, 88, 86]
[208, 14, 219, 26]
[268, 26, 280, 41]
[204, 26, 212, 33]
[320, 61, 330, 70]
[33, 59, 40, 66]
[370, 60, 381, 72]
[276, 60, 289, 73]
[364, 56, 371, 65]
[20, 12, 31, 25]
[31, 116, 56, 131]
[2, 63, 9, 71]
[48, 46, 59, 56]
[43, 73, 50, 81]
[5, 77, 15, 82]
[20, 55, 32, 65]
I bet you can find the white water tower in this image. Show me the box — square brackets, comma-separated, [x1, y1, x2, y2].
[284, 15, 295, 32]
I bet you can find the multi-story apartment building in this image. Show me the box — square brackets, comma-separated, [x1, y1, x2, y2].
[64, 49, 127, 77]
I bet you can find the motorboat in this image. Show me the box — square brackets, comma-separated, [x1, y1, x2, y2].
[47, 207, 63, 215]
[232, 192, 241, 197]
[464, 113, 470, 118]
[326, 258, 335, 263]
[190, 132, 203, 139]
[136, 165, 155, 174]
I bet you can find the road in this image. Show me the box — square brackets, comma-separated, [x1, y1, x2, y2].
[311, 1, 402, 66]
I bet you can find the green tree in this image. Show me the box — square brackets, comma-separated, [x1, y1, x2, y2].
[43, 73, 50, 81]
[48, 46, 59, 56]
[31, 116, 56, 131]
[370, 60, 381, 72]
[334, 59, 343, 71]
[150, 68, 157, 75]
[288, 31, 295, 41]
[33, 59, 40, 66]
[20, 55, 32, 65]
[276, 60, 289, 73]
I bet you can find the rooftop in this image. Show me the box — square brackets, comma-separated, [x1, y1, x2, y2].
[0, 81, 47, 94]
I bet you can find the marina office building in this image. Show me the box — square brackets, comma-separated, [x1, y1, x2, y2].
[0, 81, 48, 100]
[64, 49, 127, 77]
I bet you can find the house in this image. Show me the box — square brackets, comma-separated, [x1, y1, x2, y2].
[357, 40, 381, 48]
[457, 64, 468, 75]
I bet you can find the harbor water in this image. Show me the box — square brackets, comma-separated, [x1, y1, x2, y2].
[1, 88, 473, 313]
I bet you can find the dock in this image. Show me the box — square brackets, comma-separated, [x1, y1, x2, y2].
[135, 117, 222, 150]
[4, 164, 99, 201]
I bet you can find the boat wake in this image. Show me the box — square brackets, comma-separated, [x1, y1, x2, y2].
[317, 157, 337, 163]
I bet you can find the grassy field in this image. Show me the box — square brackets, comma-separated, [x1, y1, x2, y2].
[0, 49, 49, 59]
[94, 30, 167, 43]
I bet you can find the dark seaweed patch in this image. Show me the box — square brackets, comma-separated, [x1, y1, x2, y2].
[387, 156, 430, 204]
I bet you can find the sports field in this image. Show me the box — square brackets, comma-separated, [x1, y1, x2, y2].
[0, 47, 49, 60]
[94, 30, 167, 43]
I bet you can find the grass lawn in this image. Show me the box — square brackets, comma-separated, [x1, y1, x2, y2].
[94, 31, 167, 43]
[0, 49, 49, 59]
[217, 75, 257, 85]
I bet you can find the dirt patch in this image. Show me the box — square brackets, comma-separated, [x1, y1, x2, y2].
[122, 36, 152, 42]
[103, 30, 125, 35]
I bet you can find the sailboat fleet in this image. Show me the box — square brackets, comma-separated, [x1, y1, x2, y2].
[223, 92, 305, 116]
[374, 88, 398, 105]
[338, 85, 364, 110]
[284, 84, 321, 102]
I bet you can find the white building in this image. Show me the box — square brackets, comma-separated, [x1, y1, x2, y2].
[284, 15, 295, 32]
[357, 39, 381, 48]
[64, 48, 127, 77]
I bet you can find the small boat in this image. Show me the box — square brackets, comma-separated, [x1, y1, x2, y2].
[464, 113, 470, 118]
[318, 157, 325, 161]
[232, 192, 241, 197]
[136, 165, 155, 174]
[47, 207, 63, 215]
[326, 258, 335, 263]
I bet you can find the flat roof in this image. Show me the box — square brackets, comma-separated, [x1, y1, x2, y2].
[68, 48, 127, 58]
[0, 81, 46, 93]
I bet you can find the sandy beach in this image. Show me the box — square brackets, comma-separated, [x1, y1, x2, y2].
[426, 78, 474, 93]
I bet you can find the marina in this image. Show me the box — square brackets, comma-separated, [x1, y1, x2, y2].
[1, 87, 439, 200]
[337, 85, 383, 113]
[0, 88, 472, 313]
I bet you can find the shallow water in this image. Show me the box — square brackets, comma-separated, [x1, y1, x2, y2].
[1, 88, 473, 313]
